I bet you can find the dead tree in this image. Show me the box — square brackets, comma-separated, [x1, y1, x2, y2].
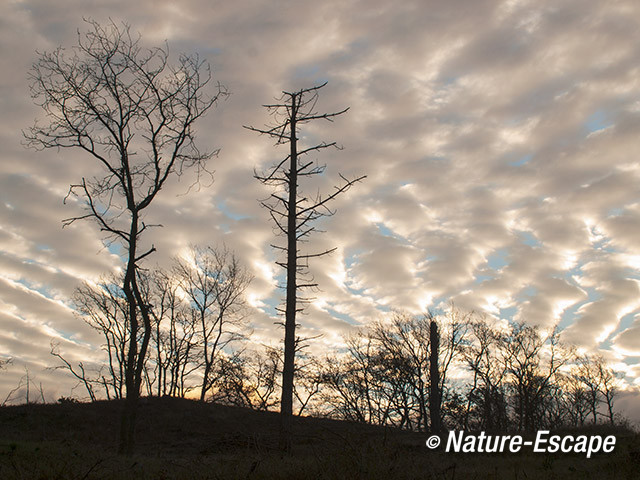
[429, 317, 441, 433]
[24, 19, 224, 454]
[245, 82, 365, 450]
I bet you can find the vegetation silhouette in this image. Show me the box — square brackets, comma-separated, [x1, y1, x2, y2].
[246, 83, 365, 451]
[24, 19, 225, 454]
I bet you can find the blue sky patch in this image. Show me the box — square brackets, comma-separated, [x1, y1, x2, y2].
[487, 248, 509, 270]
[509, 153, 533, 167]
[217, 200, 250, 221]
[585, 110, 613, 134]
[517, 231, 542, 248]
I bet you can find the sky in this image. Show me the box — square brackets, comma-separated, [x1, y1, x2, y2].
[1, 0, 640, 419]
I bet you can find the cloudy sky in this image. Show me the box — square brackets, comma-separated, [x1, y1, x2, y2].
[1, 0, 640, 417]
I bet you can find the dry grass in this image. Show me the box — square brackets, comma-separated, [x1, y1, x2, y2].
[0, 397, 638, 479]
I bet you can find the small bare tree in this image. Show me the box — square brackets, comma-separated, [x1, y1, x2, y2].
[246, 82, 364, 450]
[596, 356, 619, 426]
[562, 373, 590, 426]
[149, 270, 198, 398]
[575, 353, 602, 424]
[25, 19, 224, 454]
[573, 353, 620, 426]
[172, 245, 253, 401]
[73, 275, 130, 400]
[501, 323, 569, 432]
[462, 319, 510, 431]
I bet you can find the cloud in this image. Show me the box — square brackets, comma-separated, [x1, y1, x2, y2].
[612, 318, 640, 356]
[1, 0, 639, 416]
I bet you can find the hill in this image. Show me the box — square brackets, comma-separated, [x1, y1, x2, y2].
[0, 397, 638, 479]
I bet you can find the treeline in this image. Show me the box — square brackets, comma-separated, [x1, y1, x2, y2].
[52, 245, 252, 403]
[54, 250, 622, 434]
[319, 312, 620, 433]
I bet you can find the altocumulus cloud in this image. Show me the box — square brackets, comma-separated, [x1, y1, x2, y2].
[1, 0, 639, 419]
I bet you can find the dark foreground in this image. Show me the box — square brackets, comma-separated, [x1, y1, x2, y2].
[0, 397, 638, 479]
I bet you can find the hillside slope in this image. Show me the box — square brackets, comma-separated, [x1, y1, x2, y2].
[0, 397, 638, 479]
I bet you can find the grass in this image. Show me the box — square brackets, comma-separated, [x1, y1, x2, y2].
[0, 397, 638, 479]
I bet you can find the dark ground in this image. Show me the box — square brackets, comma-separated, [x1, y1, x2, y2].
[0, 397, 638, 479]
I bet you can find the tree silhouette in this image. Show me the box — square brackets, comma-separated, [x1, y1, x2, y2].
[148, 269, 199, 398]
[245, 82, 365, 450]
[429, 318, 441, 433]
[462, 318, 510, 431]
[24, 19, 224, 454]
[501, 323, 568, 432]
[322, 310, 470, 432]
[72, 274, 130, 400]
[172, 245, 253, 401]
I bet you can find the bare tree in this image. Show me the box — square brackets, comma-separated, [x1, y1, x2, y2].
[462, 319, 510, 431]
[573, 353, 620, 426]
[575, 354, 601, 424]
[367, 313, 431, 430]
[501, 323, 569, 432]
[25, 19, 224, 454]
[149, 270, 198, 398]
[322, 333, 394, 426]
[596, 355, 619, 426]
[246, 82, 364, 450]
[293, 350, 325, 416]
[562, 372, 591, 427]
[322, 310, 470, 432]
[172, 245, 253, 401]
[1, 367, 46, 406]
[73, 275, 133, 400]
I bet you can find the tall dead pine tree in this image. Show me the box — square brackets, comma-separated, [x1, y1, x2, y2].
[429, 318, 441, 433]
[246, 83, 364, 451]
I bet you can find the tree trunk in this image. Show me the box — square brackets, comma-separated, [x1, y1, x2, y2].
[120, 265, 138, 453]
[280, 94, 298, 453]
[119, 391, 138, 455]
[119, 212, 142, 455]
[429, 319, 441, 434]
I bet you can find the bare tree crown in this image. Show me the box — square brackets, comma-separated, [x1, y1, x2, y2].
[25, 19, 225, 238]
[246, 83, 365, 301]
